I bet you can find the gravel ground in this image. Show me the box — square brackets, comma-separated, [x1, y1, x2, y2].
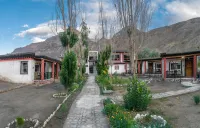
[0, 82, 65, 127]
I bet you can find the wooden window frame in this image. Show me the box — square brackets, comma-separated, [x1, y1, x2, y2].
[20, 61, 28, 74]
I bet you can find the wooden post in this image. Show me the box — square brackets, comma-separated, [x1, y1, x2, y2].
[193, 55, 197, 80]
[144, 61, 146, 74]
[52, 62, 55, 79]
[56, 63, 60, 79]
[138, 61, 140, 74]
[41, 59, 45, 80]
[163, 58, 167, 80]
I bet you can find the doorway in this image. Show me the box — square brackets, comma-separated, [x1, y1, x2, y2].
[185, 58, 193, 77]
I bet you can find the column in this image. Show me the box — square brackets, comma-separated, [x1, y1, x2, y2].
[144, 61, 146, 74]
[163, 58, 167, 80]
[52, 62, 55, 79]
[56, 63, 60, 79]
[193, 55, 197, 80]
[41, 59, 45, 80]
[138, 61, 141, 74]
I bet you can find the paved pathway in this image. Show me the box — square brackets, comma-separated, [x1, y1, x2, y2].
[152, 86, 200, 99]
[63, 75, 109, 128]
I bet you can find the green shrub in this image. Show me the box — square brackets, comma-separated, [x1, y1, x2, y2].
[103, 98, 113, 106]
[109, 110, 135, 128]
[69, 83, 79, 92]
[103, 103, 136, 128]
[193, 95, 200, 105]
[123, 77, 152, 111]
[102, 103, 119, 116]
[16, 117, 24, 127]
[60, 51, 77, 89]
[112, 75, 130, 85]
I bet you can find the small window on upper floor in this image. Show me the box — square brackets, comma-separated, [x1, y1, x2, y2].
[20, 61, 28, 74]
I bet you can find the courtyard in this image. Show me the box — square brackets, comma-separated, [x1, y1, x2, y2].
[0, 82, 65, 127]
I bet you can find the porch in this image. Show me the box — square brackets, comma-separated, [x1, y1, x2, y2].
[34, 59, 60, 81]
[162, 54, 198, 80]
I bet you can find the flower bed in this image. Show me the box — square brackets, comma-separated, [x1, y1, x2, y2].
[134, 113, 167, 127]
[53, 92, 67, 98]
[5, 118, 39, 128]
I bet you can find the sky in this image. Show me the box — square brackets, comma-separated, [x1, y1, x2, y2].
[0, 0, 200, 55]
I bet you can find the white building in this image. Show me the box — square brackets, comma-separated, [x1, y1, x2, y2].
[0, 53, 61, 84]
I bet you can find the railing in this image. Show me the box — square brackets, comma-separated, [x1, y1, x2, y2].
[166, 70, 182, 78]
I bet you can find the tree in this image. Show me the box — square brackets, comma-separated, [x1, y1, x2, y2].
[54, 0, 80, 51]
[60, 51, 77, 89]
[96, 45, 111, 75]
[112, 0, 153, 74]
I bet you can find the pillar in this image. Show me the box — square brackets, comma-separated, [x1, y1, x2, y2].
[144, 61, 146, 74]
[193, 55, 197, 80]
[138, 61, 141, 74]
[163, 58, 167, 80]
[56, 63, 60, 79]
[41, 59, 45, 80]
[52, 62, 55, 79]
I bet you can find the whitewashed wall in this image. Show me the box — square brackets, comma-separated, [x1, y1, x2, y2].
[142, 61, 148, 74]
[109, 64, 126, 74]
[0, 59, 35, 84]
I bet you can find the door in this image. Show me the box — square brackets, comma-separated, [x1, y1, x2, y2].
[148, 63, 153, 74]
[185, 59, 193, 77]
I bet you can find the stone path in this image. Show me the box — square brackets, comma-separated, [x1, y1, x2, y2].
[63, 75, 109, 128]
[152, 86, 200, 99]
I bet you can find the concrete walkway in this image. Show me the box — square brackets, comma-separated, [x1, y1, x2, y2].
[152, 86, 200, 99]
[63, 75, 109, 128]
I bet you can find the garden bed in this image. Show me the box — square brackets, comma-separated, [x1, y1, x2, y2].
[148, 90, 200, 128]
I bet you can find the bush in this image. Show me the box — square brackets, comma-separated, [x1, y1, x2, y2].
[60, 51, 77, 89]
[109, 110, 134, 128]
[103, 98, 113, 106]
[16, 117, 24, 127]
[123, 77, 152, 111]
[103, 103, 135, 128]
[193, 95, 200, 105]
[112, 75, 130, 85]
[102, 103, 120, 116]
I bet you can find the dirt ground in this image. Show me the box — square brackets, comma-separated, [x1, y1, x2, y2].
[149, 81, 186, 93]
[149, 91, 200, 128]
[0, 80, 20, 90]
[0, 82, 65, 127]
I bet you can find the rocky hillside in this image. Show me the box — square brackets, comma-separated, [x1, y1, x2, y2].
[13, 18, 200, 59]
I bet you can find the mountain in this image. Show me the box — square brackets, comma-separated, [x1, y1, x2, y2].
[12, 17, 200, 59]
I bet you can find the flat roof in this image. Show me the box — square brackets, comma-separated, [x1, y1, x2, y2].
[0, 52, 61, 63]
[161, 50, 200, 57]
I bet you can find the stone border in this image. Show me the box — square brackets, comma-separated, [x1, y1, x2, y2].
[52, 93, 67, 98]
[0, 84, 28, 94]
[5, 118, 39, 128]
[40, 89, 77, 128]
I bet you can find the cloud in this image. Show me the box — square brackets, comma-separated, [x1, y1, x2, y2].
[165, 0, 200, 24]
[14, 20, 63, 43]
[31, 37, 46, 43]
[22, 24, 29, 28]
[80, 0, 116, 39]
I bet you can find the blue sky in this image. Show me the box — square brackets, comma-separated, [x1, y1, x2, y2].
[0, 0, 200, 55]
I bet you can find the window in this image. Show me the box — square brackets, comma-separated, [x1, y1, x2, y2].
[124, 55, 130, 61]
[170, 63, 181, 70]
[156, 63, 161, 69]
[20, 61, 28, 74]
[112, 55, 120, 61]
[115, 65, 119, 70]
